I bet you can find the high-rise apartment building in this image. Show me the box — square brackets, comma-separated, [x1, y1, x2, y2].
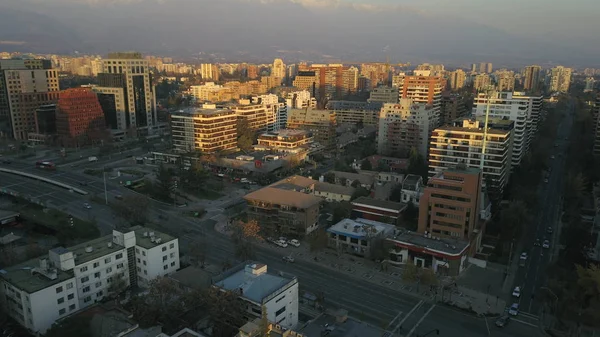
[234, 101, 278, 133]
[171, 108, 238, 153]
[479, 62, 492, 74]
[473, 91, 542, 167]
[428, 119, 513, 195]
[95, 52, 156, 134]
[252, 94, 285, 131]
[368, 86, 399, 104]
[494, 70, 515, 91]
[293, 71, 319, 98]
[55, 88, 106, 146]
[449, 69, 466, 91]
[199, 63, 219, 81]
[287, 108, 337, 149]
[473, 74, 491, 91]
[378, 99, 438, 158]
[360, 63, 389, 88]
[418, 166, 482, 241]
[549, 66, 572, 93]
[584, 77, 596, 93]
[398, 76, 445, 127]
[440, 92, 467, 125]
[295, 64, 357, 100]
[327, 100, 383, 125]
[0, 59, 59, 139]
[523, 65, 542, 92]
[272, 58, 286, 80]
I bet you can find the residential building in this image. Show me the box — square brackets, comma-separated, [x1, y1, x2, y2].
[0, 226, 179, 334]
[549, 66, 572, 93]
[0, 59, 59, 139]
[93, 86, 126, 131]
[234, 101, 278, 133]
[440, 92, 467, 126]
[244, 176, 321, 237]
[472, 91, 543, 166]
[327, 218, 395, 257]
[494, 70, 515, 91]
[479, 62, 493, 74]
[418, 166, 482, 241]
[55, 88, 106, 146]
[190, 82, 231, 102]
[326, 100, 383, 125]
[473, 74, 491, 91]
[449, 69, 466, 91]
[214, 263, 298, 329]
[523, 65, 542, 92]
[428, 119, 513, 196]
[286, 90, 314, 109]
[256, 129, 313, 152]
[252, 94, 285, 130]
[272, 58, 286, 80]
[170, 108, 238, 153]
[292, 71, 318, 98]
[313, 181, 355, 202]
[360, 63, 389, 88]
[368, 86, 399, 104]
[199, 63, 219, 81]
[351, 197, 407, 224]
[287, 108, 337, 149]
[400, 174, 424, 205]
[399, 75, 445, 110]
[296, 64, 358, 100]
[585, 77, 596, 93]
[378, 99, 438, 158]
[326, 171, 376, 189]
[95, 52, 157, 133]
[237, 318, 306, 337]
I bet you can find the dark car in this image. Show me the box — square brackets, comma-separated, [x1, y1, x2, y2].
[495, 315, 511, 328]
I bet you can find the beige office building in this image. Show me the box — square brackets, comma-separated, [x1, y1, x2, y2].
[170, 108, 238, 154]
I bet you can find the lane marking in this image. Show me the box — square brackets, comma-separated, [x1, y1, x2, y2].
[396, 300, 424, 329]
[511, 318, 538, 328]
[386, 310, 404, 329]
[406, 304, 436, 337]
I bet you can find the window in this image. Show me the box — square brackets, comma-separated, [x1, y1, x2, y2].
[94, 272, 101, 279]
[144, 270, 147, 275]
[66, 283, 73, 289]
[162, 247, 166, 252]
[93, 262, 99, 268]
[276, 295, 286, 303]
[170, 253, 175, 258]
[80, 266, 88, 273]
[84, 296, 91, 303]
[163, 265, 168, 270]
[59, 308, 66, 315]
[95, 282, 102, 288]
[163, 255, 167, 261]
[116, 253, 123, 259]
[56, 286, 63, 294]
[83, 286, 90, 293]
[275, 306, 286, 316]
[142, 251, 146, 256]
[105, 257, 111, 264]
[170, 243, 174, 249]
[68, 293, 74, 300]
[136, 248, 139, 253]
[97, 291, 103, 297]
[69, 304, 76, 311]
[170, 262, 175, 267]
[81, 276, 89, 283]
[143, 261, 146, 266]
[137, 258, 140, 263]
[117, 263, 124, 269]
[57, 297, 64, 304]
[106, 267, 112, 273]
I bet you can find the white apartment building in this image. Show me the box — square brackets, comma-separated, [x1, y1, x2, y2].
[272, 58, 286, 79]
[549, 66, 572, 93]
[368, 86, 399, 104]
[286, 90, 315, 109]
[0, 227, 179, 334]
[252, 94, 285, 131]
[214, 263, 299, 329]
[190, 82, 226, 102]
[473, 91, 543, 167]
[378, 99, 438, 158]
[449, 69, 466, 90]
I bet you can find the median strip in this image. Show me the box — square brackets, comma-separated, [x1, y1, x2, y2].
[0, 168, 88, 195]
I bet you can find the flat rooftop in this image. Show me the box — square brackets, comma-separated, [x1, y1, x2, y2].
[352, 197, 407, 213]
[169, 266, 215, 290]
[0, 257, 74, 294]
[172, 107, 234, 117]
[328, 218, 395, 239]
[387, 230, 470, 256]
[214, 263, 296, 304]
[271, 175, 315, 190]
[244, 187, 321, 209]
[130, 225, 177, 250]
[69, 235, 125, 266]
[315, 182, 355, 196]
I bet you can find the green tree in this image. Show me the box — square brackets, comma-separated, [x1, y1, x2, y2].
[420, 269, 439, 287]
[155, 164, 174, 202]
[351, 187, 370, 200]
[406, 147, 428, 180]
[324, 172, 336, 184]
[361, 159, 373, 171]
[113, 195, 149, 225]
[45, 315, 92, 337]
[402, 261, 419, 283]
[331, 201, 352, 224]
[237, 119, 256, 151]
[308, 228, 330, 252]
[401, 202, 419, 231]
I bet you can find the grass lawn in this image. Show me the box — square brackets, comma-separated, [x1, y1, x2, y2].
[21, 205, 100, 244]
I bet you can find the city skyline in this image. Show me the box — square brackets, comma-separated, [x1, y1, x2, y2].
[1, 0, 599, 67]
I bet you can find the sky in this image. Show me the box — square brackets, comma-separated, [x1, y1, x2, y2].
[1, 0, 599, 66]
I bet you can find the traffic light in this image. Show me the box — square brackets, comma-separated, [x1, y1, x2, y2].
[68, 215, 74, 227]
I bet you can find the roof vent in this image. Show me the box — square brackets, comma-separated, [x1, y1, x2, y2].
[149, 232, 155, 237]
[107, 242, 112, 248]
[155, 238, 162, 244]
[150, 237, 156, 243]
[85, 246, 93, 253]
[143, 232, 149, 237]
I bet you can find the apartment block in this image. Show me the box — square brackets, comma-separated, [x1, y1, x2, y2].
[378, 99, 438, 158]
[244, 176, 321, 237]
[287, 108, 337, 149]
[0, 59, 59, 139]
[549, 66, 572, 93]
[55, 88, 106, 146]
[327, 218, 395, 257]
[199, 63, 219, 81]
[440, 92, 467, 125]
[472, 91, 542, 166]
[190, 82, 232, 102]
[95, 52, 157, 133]
[523, 65, 542, 92]
[494, 70, 515, 91]
[428, 119, 512, 196]
[368, 86, 399, 104]
[234, 101, 277, 133]
[418, 166, 482, 241]
[449, 69, 466, 91]
[93, 86, 126, 130]
[327, 100, 383, 125]
[0, 227, 179, 334]
[295, 64, 358, 100]
[292, 71, 319, 98]
[473, 74, 491, 91]
[256, 129, 313, 151]
[171, 108, 238, 153]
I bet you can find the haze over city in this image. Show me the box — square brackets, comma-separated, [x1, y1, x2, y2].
[1, 0, 600, 66]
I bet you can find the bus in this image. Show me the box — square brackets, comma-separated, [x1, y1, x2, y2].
[35, 161, 56, 170]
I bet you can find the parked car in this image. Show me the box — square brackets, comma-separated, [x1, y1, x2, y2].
[83, 202, 92, 209]
[115, 194, 123, 200]
[534, 239, 541, 247]
[288, 239, 300, 247]
[275, 240, 288, 248]
[512, 286, 521, 297]
[495, 315, 511, 328]
[508, 303, 519, 316]
[282, 255, 295, 263]
[542, 240, 550, 249]
[547, 227, 553, 234]
[520, 252, 528, 260]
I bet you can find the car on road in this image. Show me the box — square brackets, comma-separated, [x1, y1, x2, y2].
[282, 255, 295, 263]
[551, 155, 555, 159]
[512, 286, 521, 298]
[83, 203, 92, 209]
[508, 303, 519, 316]
[534, 239, 541, 246]
[495, 315, 511, 328]
[542, 240, 550, 249]
[115, 195, 123, 200]
[288, 239, 300, 247]
[544, 178, 549, 183]
[547, 227, 553, 234]
[520, 252, 528, 260]
[275, 240, 288, 248]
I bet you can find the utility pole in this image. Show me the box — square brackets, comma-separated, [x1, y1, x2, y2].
[103, 166, 108, 205]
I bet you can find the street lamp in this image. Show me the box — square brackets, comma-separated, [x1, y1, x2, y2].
[417, 329, 440, 337]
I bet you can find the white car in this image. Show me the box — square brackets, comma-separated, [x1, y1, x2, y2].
[542, 240, 550, 249]
[520, 252, 528, 260]
[508, 303, 519, 316]
[512, 286, 521, 298]
[282, 255, 295, 263]
[288, 239, 300, 247]
[83, 203, 92, 209]
[276, 240, 288, 248]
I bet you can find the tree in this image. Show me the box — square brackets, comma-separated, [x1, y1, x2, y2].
[206, 288, 247, 337]
[420, 269, 439, 287]
[129, 277, 187, 329]
[390, 185, 402, 202]
[237, 119, 256, 151]
[402, 261, 419, 283]
[401, 202, 419, 231]
[155, 164, 174, 202]
[188, 238, 208, 267]
[499, 200, 529, 240]
[406, 147, 428, 180]
[351, 187, 370, 200]
[376, 160, 389, 172]
[361, 159, 372, 171]
[113, 195, 149, 225]
[324, 172, 336, 184]
[308, 228, 329, 252]
[232, 220, 261, 261]
[369, 237, 388, 262]
[331, 201, 352, 224]
[351, 180, 361, 188]
[45, 315, 93, 337]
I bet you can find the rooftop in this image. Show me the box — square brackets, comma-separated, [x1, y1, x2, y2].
[169, 266, 215, 290]
[130, 226, 177, 250]
[259, 129, 311, 138]
[271, 175, 315, 190]
[433, 125, 511, 136]
[244, 187, 322, 209]
[330, 171, 375, 186]
[402, 174, 423, 191]
[352, 197, 407, 213]
[387, 230, 470, 256]
[0, 257, 74, 294]
[328, 218, 395, 239]
[314, 182, 355, 196]
[171, 107, 234, 117]
[214, 263, 296, 304]
[69, 235, 124, 266]
[440, 166, 481, 176]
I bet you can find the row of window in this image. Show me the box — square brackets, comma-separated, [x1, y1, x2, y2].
[79, 253, 124, 274]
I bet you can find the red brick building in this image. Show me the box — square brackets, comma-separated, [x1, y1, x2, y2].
[56, 88, 107, 146]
